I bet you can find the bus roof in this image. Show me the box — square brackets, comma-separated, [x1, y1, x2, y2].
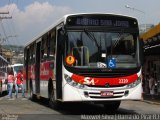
[11, 63, 23, 67]
[25, 13, 137, 47]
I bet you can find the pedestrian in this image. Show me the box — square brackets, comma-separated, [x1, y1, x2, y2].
[15, 70, 25, 98]
[148, 74, 155, 99]
[7, 70, 15, 99]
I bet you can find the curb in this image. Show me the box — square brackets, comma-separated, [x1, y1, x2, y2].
[140, 99, 160, 105]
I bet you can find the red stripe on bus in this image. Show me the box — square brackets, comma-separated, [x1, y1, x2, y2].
[71, 74, 138, 86]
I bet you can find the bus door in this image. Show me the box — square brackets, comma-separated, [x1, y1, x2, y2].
[35, 41, 41, 94]
[26, 48, 29, 91]
[55, 26, 64, 99]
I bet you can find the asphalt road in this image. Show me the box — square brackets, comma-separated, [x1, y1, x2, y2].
[0, 93, 160, 120]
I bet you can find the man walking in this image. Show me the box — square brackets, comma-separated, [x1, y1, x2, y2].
[15, 70, 25, 98]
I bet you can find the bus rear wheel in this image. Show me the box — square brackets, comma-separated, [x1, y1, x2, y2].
[103, 101, 121, 113]
[0, 81, 2, 96]
[29, 82, 36, 101]
[49, 90, 61, 110]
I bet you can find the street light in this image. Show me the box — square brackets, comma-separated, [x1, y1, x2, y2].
[125, 5, 145, 14]
[125, 5, 146, 32]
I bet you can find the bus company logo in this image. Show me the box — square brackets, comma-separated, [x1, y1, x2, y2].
[83, 77, 99, 85]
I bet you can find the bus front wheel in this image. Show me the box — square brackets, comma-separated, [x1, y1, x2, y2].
[103, 101, 121, 112]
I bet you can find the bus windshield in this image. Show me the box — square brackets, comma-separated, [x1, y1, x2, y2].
[11, 64, 23, 76]
[64, 30, 139, 69]
[14, 66, 23, 73]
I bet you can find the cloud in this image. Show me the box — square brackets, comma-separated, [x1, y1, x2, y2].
[1, 2, 73, 45]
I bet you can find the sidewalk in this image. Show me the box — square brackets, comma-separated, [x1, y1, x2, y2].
[142, 94, 160, 105]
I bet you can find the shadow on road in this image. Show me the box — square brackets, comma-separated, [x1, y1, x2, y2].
[0, 91, 8, 97]
[32, 98, 138, 115]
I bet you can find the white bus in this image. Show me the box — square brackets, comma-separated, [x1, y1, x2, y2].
[10, 64, 23, 77]
[0, 55, 9, 96]
[7, 63, 24, 92]
[24, 13, 143, 112]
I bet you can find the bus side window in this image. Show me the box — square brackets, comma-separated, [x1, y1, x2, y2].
[44, 36, 48, 60]
[47, 34, 50, 58]
[28, 49, 31, 65]
[48, 30, 56, 59]
[30, 43, 35, 64]
[41, 38, 46, 61]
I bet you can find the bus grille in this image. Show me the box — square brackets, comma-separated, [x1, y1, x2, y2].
[88, 91, 124, 99]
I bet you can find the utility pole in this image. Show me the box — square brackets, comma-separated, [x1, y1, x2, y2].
[0, 11, 12, 20]
[125, 5, 146, 32]
[0, 11, 9, 14]
[0, 11, 12, 45]
[0, 16, 12, 19]
[0, 11, 12, 57]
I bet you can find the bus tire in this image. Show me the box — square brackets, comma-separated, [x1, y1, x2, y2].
[0, 81, 2, 96]
[48, 79, 53, 98]
[49, 89, 61, 110]
[103, 101, 121, 113]
[29, 81, 36, 101]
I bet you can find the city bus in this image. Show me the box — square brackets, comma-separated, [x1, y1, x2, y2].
[24, 13, 143, 111]
[10, 63, 23, 77]
[7, 63, 24, 92]
[0, 55, 9, 96]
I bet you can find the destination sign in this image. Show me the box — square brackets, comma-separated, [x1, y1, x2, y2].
[75, 18, 129, 27]
[66, 15, 137, 28]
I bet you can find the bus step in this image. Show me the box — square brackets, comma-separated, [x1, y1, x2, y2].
[57, 99, 63, 102]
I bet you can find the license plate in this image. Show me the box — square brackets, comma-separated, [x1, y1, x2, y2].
[100, 91, 113, 97]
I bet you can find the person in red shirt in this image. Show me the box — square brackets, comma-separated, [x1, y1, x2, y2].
[15, 70, 25, 98]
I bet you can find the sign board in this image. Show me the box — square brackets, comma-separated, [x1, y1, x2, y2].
[107, 58, 116, 68]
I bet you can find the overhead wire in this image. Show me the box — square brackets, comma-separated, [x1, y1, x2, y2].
[9, 0, 19, 45]
[0, 0, 11, 45]
[2, 0, 19, 45]
[3, 0, 12, 45]
[0, 21, 8, 44]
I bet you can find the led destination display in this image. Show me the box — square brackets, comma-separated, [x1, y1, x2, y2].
[66, 14, 138, 28]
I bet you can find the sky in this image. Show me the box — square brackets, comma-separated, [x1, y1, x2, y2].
[0, 0, 160, 45]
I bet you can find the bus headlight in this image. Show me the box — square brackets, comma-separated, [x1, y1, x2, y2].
[65, 75, 72, 83]
[72, 82, 78, 86]
[64, 74, 87, 89]
[126, 77, 141, 89]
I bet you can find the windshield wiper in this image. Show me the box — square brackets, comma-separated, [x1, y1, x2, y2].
[84, 29, 102, 61]
[84, 29, 99, 47]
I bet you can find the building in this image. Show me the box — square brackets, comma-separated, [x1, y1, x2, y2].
[139, 24, 154, 35]
[140, 23, 160, 94]
[0, 45, 24, 64]
[0, 45, 13, 63]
